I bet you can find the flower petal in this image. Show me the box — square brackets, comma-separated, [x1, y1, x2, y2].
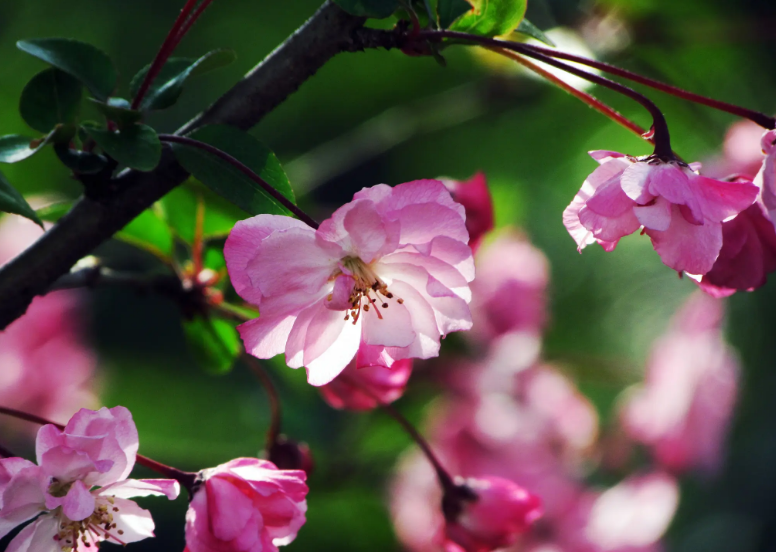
[691, 174, 758, 222]
[239, 314, 298, 360]
[360, 299, 415, 348]
[646, 205, 723, 274]
[206, 477, 254, 542]
[324, 275, 355, 311]
[97, 478, 180, 500]
[634, 197, 672, 231]
[303, 305, 361, 386]
[106, 497, 156, 544]
[47, 479, 94, 522]
[0, 462, 46, 540]
[6, 514, 59, 552]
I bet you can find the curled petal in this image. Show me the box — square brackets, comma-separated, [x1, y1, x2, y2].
[646, 205, 723, 275]
[97, 478, 181, 500]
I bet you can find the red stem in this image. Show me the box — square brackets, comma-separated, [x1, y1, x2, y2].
[0, 405, 197, 491]
[519, 43, 776, 130]
[419, 30, 675, 157]
[176, 0, 216, 43]
[339, 375, 457, 493]
[158, 134, 319, 228]
[131, 0, 199, 110]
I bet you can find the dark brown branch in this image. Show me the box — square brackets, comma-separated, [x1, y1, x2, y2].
[0, 3, 404, 330]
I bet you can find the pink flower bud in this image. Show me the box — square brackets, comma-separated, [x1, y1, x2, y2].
[185, 458, 308, 552]
[441, 172, 494, 252]
[319, 348, 413, 410]
[444, 476, 542, 552]
[268, 436, 315, 475]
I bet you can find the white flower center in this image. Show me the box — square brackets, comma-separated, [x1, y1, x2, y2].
[334, 257, 403, 324]
[53, 496, 125, 551]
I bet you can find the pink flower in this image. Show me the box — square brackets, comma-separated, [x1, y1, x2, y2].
[620, 292, 738, 473]
[468, 231, 549, 341]
[225, 180, 474, 386]
[184, 458, 308, 552]
[0, 407, 179, 551]
[444, 476, 542, 552]
[441, 172, 495, 252]
[756, 129, 776, 226]
[318, 348, 413, 410]
[0, 217, 97, 428]
[564, 151, 758, 274]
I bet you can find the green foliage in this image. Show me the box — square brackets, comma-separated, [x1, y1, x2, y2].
[54, 144, 108, 174]
[19, 68, 82, 134]
[0, 135, 42, 164]
[515, 19, 555, 46]
[129, 49, 237, 111]
[83, 123, 161, 172]
[438, 0, 472, 28]
[450, 0, 527, 37]
[183, 316, 241, 375]
[35, 201, 72, 222]
[332, 0, 399, 18]
[169, 125, 295, 217]
[118, 207, 175, 259]
[0, 170, 43, 227]
[89, 98, 142, 127]
[16, 38, 117, 100]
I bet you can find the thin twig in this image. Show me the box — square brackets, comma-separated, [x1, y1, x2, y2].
[158, 134, 320, 229]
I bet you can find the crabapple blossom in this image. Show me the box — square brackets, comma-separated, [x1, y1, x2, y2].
[319, 349, 413, 411]
[563, 150, 758, 274]
[0, 407, 179, 552]
[444, 476, 542, 552]
[184, 458, 308, 552]
[225, 179, 474, 386]
[756, 129, 776, 227]
[468, 231, 549, 342]
[620, 292, 738, 473]
[441, 172, 494, 252]
[0, 216, 96, 428]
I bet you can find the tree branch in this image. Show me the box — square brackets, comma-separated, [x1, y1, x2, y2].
[0, 3, 404, 330]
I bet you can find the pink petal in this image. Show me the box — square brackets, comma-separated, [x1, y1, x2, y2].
[97, 478, 180, 500]
[247, 227, 340, 298]
[303, 305, 361, 386]
[392, 203, 469, 247]
[6, 514, 59, 552]
[356, 179, 466, 221]
[285, 303, 324, 369]
[646, 205, 723, 274]
[106, 497, 156, 544]
[634, 197, 672, 231]
[0, 463, 46, 539]
[239, 314, 298, 360]
[382, 280, 442, 359]
[324, 275, 355, 311]
[46, 479, 94, 521]
[578, 203, 640, 243]
[420, 236, 475, 283]
[643, 164, 705, 221]
[589, 150, 628, 162]
[620, 161, 663, 204]
[691, 174, 758, 222]
[381, 251, 471, 301]
[206, 477, 254, 542]
[225, 215, 311, 305]
[360, 299, 415, 348]
[317, 199, 394, 263]
[586, 174, 639, 218]
[563, 186, 596, 252]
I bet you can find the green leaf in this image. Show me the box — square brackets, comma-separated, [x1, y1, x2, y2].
[332, 0, 399, 18]
[129, 49, 237, 111]
[0, 135, 41, 163]
[184, 316, 241, 375]
[169, 125, 295, 216]
[83, 123, 161, 171]
[515, 19, 556, 46]
[54, 143, 107, 174]
[19, 68, 82, 134]
[36, 200, 73, 222]
[160, 178, 250, 243]
[117, 206, 174, 259]
[88, 98, 142, 127]
[0, 170, 43, 227]
[438, 0, 472, 28]
[450, 0, 527, 37]
[17, 38, 117, 101]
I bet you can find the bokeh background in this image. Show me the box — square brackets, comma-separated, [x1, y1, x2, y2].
[1, 0, 776, 550]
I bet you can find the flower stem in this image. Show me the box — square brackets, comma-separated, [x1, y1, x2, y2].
[131, 0, 199, 110]
[419, 30, 675, 157]
[0, 405, 197, 492]
[518, 43, 776, 130]
[490, 46, 651, 143]
[242, 353, 282, 449]
[158, 134, 320, 229]
[175, 0, 215, 43]
[339, 375, 458, 494]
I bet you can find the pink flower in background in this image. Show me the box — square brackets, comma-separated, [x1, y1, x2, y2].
[0, 216, 97, 427]
[441, 172, 495, 252]
[703, 120, 766, 180]
[564, 151, 758, 274]
[225, 180, 474, 386]
[0, 407, 180, 551]
[468, 231, 549, 341]
[445, 476, 542, 552]
[185, 458, 308, 552]
[621, 292, 739, 474]
[319, 348, 413, 410]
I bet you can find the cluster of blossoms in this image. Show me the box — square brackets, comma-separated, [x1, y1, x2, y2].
[0, 407, 308, 552]
[564, 122, 776, 296]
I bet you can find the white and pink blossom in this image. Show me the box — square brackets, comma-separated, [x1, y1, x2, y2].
[184, 458, 308, 552]
[564, 151, 758, 274]
[0, 407, 179, 552]
[225, 180, 474, 386]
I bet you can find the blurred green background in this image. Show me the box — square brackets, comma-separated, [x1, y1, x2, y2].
[2, 0, 776, 550]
